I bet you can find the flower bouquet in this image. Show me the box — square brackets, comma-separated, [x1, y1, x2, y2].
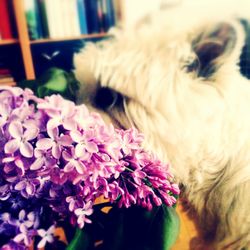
[0, 76, 180, 250]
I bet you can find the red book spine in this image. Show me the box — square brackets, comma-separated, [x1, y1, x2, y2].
[0, 0, 13, 39]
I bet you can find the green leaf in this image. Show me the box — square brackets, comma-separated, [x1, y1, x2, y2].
[36, 68, 68, 98]
[41, 69, 68, 92]
[17, 67, 80, 100]
[101, 205, 180, 250]
[100, 207, 125, 250]
[66, 228, 90, 250]
[148, 205, 180, 250]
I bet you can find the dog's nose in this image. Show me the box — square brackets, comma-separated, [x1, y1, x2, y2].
[94, 87, 122, 110]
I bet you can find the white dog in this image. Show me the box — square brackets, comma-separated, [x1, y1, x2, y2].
[74, 6, 250, 250]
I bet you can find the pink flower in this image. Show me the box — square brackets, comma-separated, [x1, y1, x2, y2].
[4, 121, 38, 158]
[14, 178, 40, 198]
[0, 103, 12, 127]
[30, 149, 56, 170]
[70, 130, 98, 158]
[0, 184, 11, 201]
[0, 86, 23, 99]
[66, 196, 82, 212]
[16, 210, 37, 229]
[36, 126, 72, 159]
[2, 155, 26, 176]
[38, 95, 77, 130]
[13, 224, 31, 247]
[118, 129, 144, 155]
[37, 225, 55, 248]
[74, 201, 93, 228]
[62, 148, 87, 174]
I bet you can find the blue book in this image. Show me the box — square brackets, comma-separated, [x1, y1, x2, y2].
[101, 0, 115, 32]
[77, 0, 88, 34]
[106, 0, 115, 28]
[85, 0, 100, 33]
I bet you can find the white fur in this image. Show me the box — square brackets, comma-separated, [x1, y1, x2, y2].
[74, 8, 250, 249]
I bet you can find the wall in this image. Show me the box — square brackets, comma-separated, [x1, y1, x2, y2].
[121, 0, 250, 29]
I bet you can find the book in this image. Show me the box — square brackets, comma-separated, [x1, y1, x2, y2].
[43, 0, 58, 38]
[0, 77, 14, 83]
[44, 0, 73, 39]
[85, 0, 100, 34]
[53, 0, 65, 38]
[97, 0, 104, 32]
[6, 1, 18, 38]
[77, 0, 88, 34]
[0, 0, 13, 39]
[0, 68, 11, 75]
[101, 0, 116, 32]
[24, 0, 43, 40]
[0, 67, 14, 84]
[38, 0, 49, 38]
[0, 82, 16, 86]
[101, 0, 108, 32]
[60, 0, 70, 37]
[68, 0, 81, 37]
[106, 0, 116, 28]
[112, 0, 121, 25]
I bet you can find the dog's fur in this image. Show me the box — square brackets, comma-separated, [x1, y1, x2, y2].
[74, 6, 250, 249]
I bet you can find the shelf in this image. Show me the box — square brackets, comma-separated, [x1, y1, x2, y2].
[0, 81, 16, 86]
[0, 39, 19, 45]
[30, 33, 110, 44]
[3, 0, 120, 80]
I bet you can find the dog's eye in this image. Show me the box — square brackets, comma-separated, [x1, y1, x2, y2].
[94, 87, 123, 110]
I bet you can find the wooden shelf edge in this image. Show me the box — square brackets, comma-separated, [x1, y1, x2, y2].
[30, 33, 110, 44]
[13, 0, 35, 80]
[0, 39, 19, 45]
[0, 82, 17, 86]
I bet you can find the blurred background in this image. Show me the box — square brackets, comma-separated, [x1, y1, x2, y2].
[0, 0, 120, 85]
[0, 0, 250, 86]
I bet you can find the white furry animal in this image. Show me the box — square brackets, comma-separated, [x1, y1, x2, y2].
[74, 6, 250, 250]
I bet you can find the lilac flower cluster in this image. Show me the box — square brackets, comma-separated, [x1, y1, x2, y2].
[0, 86, 180, 249]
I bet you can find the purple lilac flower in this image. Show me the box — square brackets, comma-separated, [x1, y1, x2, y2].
[0, 213, 12, 226]
[1, 241, 26, 250]
[66, 196, 81, 212]
[13, 224, 32, 247]
[0, 103, 12, 128]
[37, 225, 55, 248]
[70, 130, 98, 158]
[37, 94, 77, 130]
[16, 210, 36, 228]
[4, 122, 38, 158]
[74, 201, 93, 228]
[30, 148, 56, 170]
[14, 178, 40, 198]
[36, 126, 72, 159]
[62, 148, 87, 174]
[9, 196, 27, 211]
[2, 156, 25, 176]
[0, 184, 11, 201]
[0, 86, 180, 249]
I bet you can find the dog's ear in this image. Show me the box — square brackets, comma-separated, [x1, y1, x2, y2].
[192, 22, 242, 78]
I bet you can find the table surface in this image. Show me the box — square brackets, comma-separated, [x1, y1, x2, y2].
[171, 201, 213, 250]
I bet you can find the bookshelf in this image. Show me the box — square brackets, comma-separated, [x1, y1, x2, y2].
[0, 39, 19, 45]
[29, 33, 108, 44]
[0, 0, 121, 85]
[13, 0, 35, 80]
